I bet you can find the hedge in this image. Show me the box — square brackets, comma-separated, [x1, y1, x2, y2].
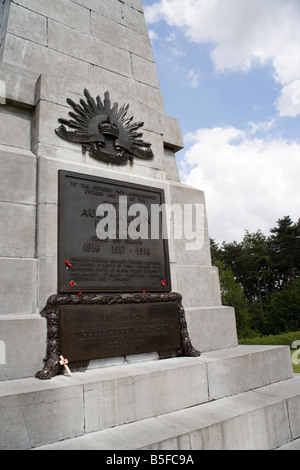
[239, 331, 300, 348]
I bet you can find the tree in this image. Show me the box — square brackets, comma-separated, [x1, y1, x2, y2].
[210, 217, 300, 338]
[264, 278, 300, 334]
[210, 238, 221, 266]
[240, 230, 273, 306]
[215, 260, 251, 338]
[268, 216, 300, 287]
[219, 240, 245, 283]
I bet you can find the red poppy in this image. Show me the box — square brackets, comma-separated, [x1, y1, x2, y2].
[70, 280, 75, 287]
[142, 291, 146, 294]
[65, 261, 73, 268]
[161, 280, 167, 286]
[78, 292, 82, 297]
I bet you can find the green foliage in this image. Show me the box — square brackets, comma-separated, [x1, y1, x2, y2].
[269, 215, 300, 287]
[293, 352, 300, 373]
[211, 215, 300, 337]
[263, 278, 300, 334]
[215, 260, 251, 338]
[239, 330, 300, 347]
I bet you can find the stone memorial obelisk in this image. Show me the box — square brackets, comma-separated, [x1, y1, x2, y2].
[0, 0, 299, 450]
[0, 0, 230, 380]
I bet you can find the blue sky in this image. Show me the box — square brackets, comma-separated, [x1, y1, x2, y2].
[142, 0, 300, 244]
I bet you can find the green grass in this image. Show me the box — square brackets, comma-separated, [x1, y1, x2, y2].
[291, 350, 300, 373]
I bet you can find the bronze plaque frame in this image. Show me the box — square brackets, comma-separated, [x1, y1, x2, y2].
[58, 170, 171, 293]
[35, 292, 200, 380]
[59, 302, 181, 362]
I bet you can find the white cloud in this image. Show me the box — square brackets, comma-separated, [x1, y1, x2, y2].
[181, 125, 300, 243]
[187, 69, 199, 88]
[166, 32, 176, 42]
[248, 118, 276, 135]
[276, 80, 300, 117]
[144, 0, 300, 117]
[169, 47, 186, 58]
[148, 29, 158, 41]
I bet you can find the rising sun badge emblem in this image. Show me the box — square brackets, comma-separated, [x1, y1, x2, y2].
[55, 89, 154, 165]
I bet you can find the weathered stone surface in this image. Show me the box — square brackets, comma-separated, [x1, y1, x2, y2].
[131, 54, 160, 88]
[161, 115, 184, 152]
[72, 0, 124, 23]
[0, 64, 36, 106]
[0, 357, 208, 449]
[32, 100, 83, 155]
[0, 146, 36, 204]
[0, 0, 10, 61]
[0, 202, 36, 258]
[48, 20, 133, 78]
[0, 258, 37, 315]
[31, 391, 291, 450]
[37, 257, 57, 311]
[37, 155, 169, 206]
[175, 265, 222, 308]
[0, 315, 46, 381]
[202, 345, 294, 400]
[0, 378, 84, 449]
[36, 204, 57, 258]
[255, 378, 300, 440]
[38, 384, 294, 450]
[80, 358, 208, 432]
[0, 106, 32, 150]
[9, 0, 91, 34]
[122, 2, 149, 36]
[2, 34, 93, 81]
[185, 306, 238, 353]
[37, 156, 93, 205]
[162, 147, 180, 182]
[91, 11, 154, 61]
[7, 2, 48, 46]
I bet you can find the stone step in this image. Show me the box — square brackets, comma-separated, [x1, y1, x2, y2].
[0, 345, 294, 450]
[202, 344, 293, 400]
[33, 376, 300, 450]
[278, 437, 300, 450]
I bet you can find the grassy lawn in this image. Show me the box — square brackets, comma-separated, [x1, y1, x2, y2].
[291, 350, 300, 373]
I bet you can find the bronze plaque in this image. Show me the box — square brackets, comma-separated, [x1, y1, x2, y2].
[59, 302, 181, 362]
[58, 170, 171, 293]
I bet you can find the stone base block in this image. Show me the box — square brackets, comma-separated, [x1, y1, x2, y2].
[185, 306, 238, 353]
[0, 315, 46, 381]
[175, 265, 222, 308]
[202, 345, 293, 400]
[0, 258, 38, 316]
